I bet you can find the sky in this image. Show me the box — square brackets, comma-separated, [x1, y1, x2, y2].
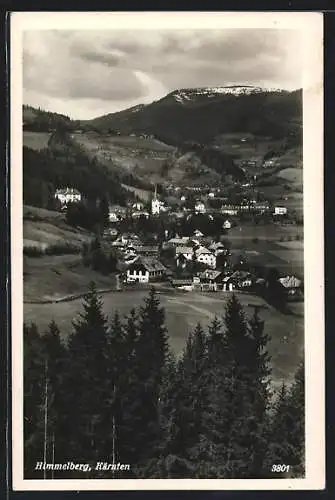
[23, 29, 302, 120]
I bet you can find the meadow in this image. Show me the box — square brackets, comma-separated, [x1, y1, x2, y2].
[227, 224, 304, 278]
[24, 287, 303, 385]
[23, 131, 51, 151]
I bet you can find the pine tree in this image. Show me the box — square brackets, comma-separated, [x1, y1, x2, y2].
[23, 323, 46, 478]
[159, 323, 214, 478]
[98, 194, 110, 229]
[131, 288, 169, 473]
[64, 282, 110, 466]
[265, 363, 305, 478]
[287, 362, 305, 476]
[246, 308, 272, 477]
[263, 382, 292, 476]
[40, 320, 67, 474]
[218, 295, 271, 478]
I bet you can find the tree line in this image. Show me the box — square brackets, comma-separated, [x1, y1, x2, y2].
[24, 286, 304, 479]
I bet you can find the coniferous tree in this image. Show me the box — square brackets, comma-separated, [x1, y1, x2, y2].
[265, 363, 305, 478]
[159, 323, 212, 478]
[131, 288, 169, 473]
[23, 323, 46, 478]
[40, 320, 68, 474]
[64, 282, 109, 467]
[218, 295, 271, 478]
[98, 195, 110, 229]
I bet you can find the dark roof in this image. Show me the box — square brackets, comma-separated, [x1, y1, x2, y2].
[129, 257, 166, 273]
[132, 245, 159, 252]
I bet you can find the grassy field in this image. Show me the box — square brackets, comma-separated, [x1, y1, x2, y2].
[227, 224, 304, 277]
[228, 223, 303, 241]
[72, 132, 174, 182]
[24, 288, 304, 384]
[275, 167, 303, 186]
[24, 255, 116, 302]
[23, 205, 93, 250]
[23, 131, 51, 150]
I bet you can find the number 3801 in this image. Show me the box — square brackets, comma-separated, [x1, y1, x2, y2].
[271, 464, 290, 473]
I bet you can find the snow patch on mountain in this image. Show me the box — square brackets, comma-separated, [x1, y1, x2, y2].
[172, 86, 283, 104]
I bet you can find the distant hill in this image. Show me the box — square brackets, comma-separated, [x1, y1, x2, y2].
[85, 86, 302, 147]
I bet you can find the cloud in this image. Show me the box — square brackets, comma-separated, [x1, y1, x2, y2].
[22, 28, 301, 119]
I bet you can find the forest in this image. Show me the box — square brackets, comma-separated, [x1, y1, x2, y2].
[24, 286, 304, 479]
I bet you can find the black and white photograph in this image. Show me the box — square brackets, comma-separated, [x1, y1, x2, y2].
[10, 12, 324, 490]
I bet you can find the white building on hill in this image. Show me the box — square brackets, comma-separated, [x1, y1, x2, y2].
[55, 188, 81, 205]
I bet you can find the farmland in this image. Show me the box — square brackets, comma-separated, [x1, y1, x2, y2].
[24, 287, 303, 384]
[70, 132, 175, 183]
[227, 223, 304, 278]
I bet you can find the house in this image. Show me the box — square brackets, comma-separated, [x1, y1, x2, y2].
[223, 219, 232, 230]
[274, 206, 288, 215]
[109, 211, 120, 223]
[199, 269, 224, 283]
[221, 205, 238, 216]
[131, 245, 159, 258]
[208, 192, 215, 198]
[252, 202, 271, 214]
[231, 270, 253, 288]
[278, 275, 303, 298]
[132, 202, 144, 211]
[195, 247, 216, 268]
[126, 257, 166, 283]
[194, 201, 206, 214]
[54, 188, 81, 205]
[167, 237, 190, 247]
[175, 246, 194, 267]
[132, 210, 150, 219]
[209, 242, 228, 257]
[194, 229, 204, 238]
[222, 276, 236, 292]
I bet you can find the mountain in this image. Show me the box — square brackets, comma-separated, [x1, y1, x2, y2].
[86, 86, 302, 146]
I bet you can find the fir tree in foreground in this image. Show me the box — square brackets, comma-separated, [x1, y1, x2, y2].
[64, 281, 110, 468]
[264, 362, 305, 478]
[23, 286, 305, 480]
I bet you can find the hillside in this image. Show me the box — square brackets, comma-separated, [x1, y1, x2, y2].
[86, 86, 302, 147]
[23, 129, 133, 209]
[23, 87, 302, 190]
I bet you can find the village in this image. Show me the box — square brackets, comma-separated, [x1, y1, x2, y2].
[54, 183, 303, 303]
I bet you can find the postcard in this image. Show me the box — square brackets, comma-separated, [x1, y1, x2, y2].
[10, 11, 324, 491]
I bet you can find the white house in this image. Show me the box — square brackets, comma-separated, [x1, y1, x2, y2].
[221, 205, 238, 216]
[109, 211, 120, 222]
[222, 276, 235, 292]
[126, 257, 166, 283]
[54, 188, 81, 205]
[208, 192, 215, 198]
[132, 202, 144, 211]
[194, 201, 206, 214]
[223, 220, 231, 230]
[195, 247, 216, 268]
[274, 206, 288, 215]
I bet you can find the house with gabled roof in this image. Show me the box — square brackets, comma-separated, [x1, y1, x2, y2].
[126, 257, 167, 283]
